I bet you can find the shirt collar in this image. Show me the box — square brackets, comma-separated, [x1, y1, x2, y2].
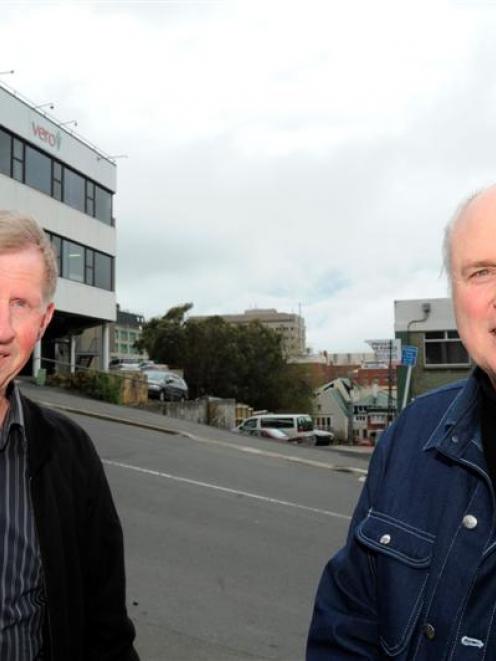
[423, 368, 482, 456]
[0, 382, 26, 451]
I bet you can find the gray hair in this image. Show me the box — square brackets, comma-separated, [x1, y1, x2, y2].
[0, 211, 58, 302]
[442, 189, 482, 286]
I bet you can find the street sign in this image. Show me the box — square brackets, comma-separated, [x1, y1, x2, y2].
[401, 345, 418, 367]
[365, 339, 402, 365]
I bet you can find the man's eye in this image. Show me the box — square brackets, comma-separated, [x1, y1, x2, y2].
[471, 269, 492, 279]
[11, 299, 28, 309]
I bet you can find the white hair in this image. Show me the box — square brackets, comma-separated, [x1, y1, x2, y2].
[442, 189, 482, 286]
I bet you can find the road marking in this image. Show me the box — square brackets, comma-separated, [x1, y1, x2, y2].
[103, 459, 352, 521]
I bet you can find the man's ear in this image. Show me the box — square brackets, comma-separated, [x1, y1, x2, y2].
[37, 303, 55, 341]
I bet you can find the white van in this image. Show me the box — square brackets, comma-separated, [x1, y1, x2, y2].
[236, 413, 314, 442]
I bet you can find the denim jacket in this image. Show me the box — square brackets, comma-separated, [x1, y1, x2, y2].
[307, 371, 496, 660]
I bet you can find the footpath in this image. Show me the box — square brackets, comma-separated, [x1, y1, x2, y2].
[17, 378, 372, 476]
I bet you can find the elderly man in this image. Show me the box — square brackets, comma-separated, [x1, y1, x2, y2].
[307, 186, 496, 660]
[0, 211, 138, 660]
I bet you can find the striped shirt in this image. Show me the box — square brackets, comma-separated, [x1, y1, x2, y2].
[0, 384, 44, 660]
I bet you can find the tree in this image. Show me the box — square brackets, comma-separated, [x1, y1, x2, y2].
[138, 304, 314, 412]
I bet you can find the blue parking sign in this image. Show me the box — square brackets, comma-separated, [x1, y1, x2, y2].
[401, 345, 418, 367]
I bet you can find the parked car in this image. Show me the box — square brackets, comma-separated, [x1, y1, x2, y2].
[145, 370, 189, 402]
[235, 413, 314, 443]
[313, 429, 335, 446]
[109, 358, 141, 371]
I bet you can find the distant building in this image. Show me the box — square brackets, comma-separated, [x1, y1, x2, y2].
[395, 298, 471, 405]
[111, 306, 147, 362]
[313, 377, 396, 444]
[190, 308, 306, 357]
[327, 352, 375, 365]
[76, 305, 147, 369]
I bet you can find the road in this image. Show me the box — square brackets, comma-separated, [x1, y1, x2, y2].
[63, 411, 366, 661]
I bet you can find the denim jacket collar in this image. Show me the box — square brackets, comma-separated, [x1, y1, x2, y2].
[423, 369, 483, 459]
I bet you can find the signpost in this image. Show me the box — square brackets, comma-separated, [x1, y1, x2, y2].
[400, 345, 418, 410]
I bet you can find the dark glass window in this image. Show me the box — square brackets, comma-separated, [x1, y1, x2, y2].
[94, 252, 112, 290]
[52, 161, 62, 201]
[13, 139, 23, 160]
[424, 331, 470, 367]
[86, 181, 95, 217]
[50, 234, 62, 274]
[62, 241, 84, 283]
[63, 168, 85, 212]
[12, 139, 23, 182]
[0, 129, 11, 176]
[85, 248, 94, 285]
[0, 129, 114, 225]
[25, 145, 51, 195]
[95, 185, 112, 224]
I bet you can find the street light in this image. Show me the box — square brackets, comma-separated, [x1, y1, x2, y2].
[34, 102, 55, 110]
[0, 70, 14, 76]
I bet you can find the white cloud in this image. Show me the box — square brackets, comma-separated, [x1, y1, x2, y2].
[2, 0, 496, 351]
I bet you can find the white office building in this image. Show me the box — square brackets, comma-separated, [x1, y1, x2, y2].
[0, 82, 116, 374]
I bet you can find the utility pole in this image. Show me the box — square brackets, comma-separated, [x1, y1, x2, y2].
[347, 379, 354, 445]
[387, 340, 393, 423]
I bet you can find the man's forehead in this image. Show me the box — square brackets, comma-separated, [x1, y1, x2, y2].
[455, 190, 496, 237]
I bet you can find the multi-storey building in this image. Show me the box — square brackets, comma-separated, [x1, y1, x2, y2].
[190, 308, 306, 357]
[0, 82, 116, 374]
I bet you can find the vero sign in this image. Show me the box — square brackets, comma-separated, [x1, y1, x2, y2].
[31, 122, 62, 151]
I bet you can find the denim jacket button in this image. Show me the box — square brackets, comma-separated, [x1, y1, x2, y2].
[451, 434, 459, 443]
[379, 534, 391, 545]
[423, 623, 436, 640]
[463, 515, 478, 530]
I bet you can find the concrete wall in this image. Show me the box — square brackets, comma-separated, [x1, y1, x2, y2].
[162, 398, 236, 429]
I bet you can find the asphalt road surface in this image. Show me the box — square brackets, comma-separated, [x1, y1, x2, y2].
[66, 412, 365, 661]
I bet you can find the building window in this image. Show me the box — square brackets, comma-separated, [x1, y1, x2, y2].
[0, 128, 11, 176]
[50, 234, 62, 274]
[12, 138, 24, 182]
[0, 126, 114, 225]
[424, 330, 470, 367]
[95, 185, 112, 225]
[64, 168, 85, 213]
[85, 248, 94, 285]
[25, 145, 52, 196]
[52, 161, 62, 201]
[94, 252, 112, 290]
[63, 241, 85, 283]
[86, 181, 95, 217]
[48, 232, 113, 291]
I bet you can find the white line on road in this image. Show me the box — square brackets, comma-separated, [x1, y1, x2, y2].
[103, 459, 352, 521]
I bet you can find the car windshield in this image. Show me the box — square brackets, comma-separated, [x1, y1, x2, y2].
[298, 416, 314, 431]
[146, 371, 169, 381]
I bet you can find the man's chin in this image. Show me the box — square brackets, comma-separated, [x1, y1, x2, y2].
[0, 365, 19, 397]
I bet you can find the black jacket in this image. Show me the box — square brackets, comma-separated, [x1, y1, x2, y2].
[22, 394, 139, 660]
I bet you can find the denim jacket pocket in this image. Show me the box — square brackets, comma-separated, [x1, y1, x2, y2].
[356, 510, 434, 657]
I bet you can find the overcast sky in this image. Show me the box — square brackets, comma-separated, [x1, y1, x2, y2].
[2, 0, 496, 352]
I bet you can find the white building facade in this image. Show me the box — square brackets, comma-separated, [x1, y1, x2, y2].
[0, 83, 116, 374]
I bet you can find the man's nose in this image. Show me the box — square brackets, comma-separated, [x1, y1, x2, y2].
[0, 305, 16, 344]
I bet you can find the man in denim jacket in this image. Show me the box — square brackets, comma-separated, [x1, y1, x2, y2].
[307, 186, 496, 660]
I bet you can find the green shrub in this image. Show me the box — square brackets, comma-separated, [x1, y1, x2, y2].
[47, 370, 123, 405]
